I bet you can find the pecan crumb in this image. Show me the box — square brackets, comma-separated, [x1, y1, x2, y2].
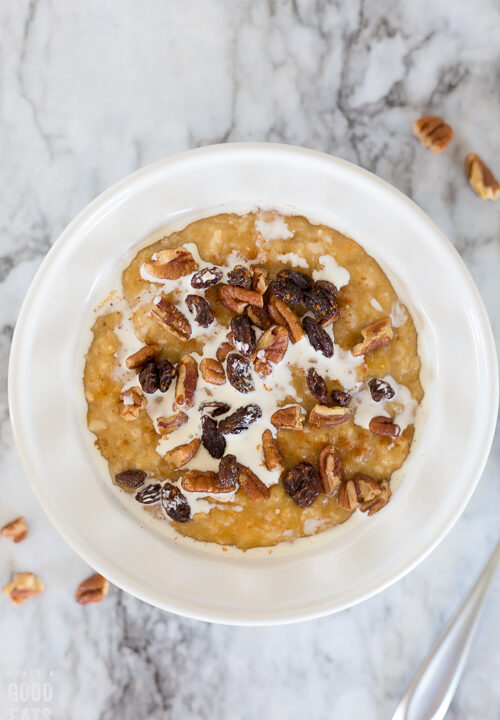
[125, 344, 159, 369]
[75, 573, 109, 605]
[3, 572, 44, 605]
[1, 516, 28, 543]
[164, 438, 201, 469]
[413, 116, 453, 153]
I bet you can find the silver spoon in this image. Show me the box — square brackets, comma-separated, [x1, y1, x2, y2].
[392, 537, 500, 720]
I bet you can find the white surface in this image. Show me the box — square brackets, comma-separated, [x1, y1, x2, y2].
[1, 1, 499, 718]
[8, 144, 498, 624]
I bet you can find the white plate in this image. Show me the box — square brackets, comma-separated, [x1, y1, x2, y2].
[8, 144, 498, 625]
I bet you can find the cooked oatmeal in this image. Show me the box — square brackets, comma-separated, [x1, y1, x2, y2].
[83, 211, 423, 550]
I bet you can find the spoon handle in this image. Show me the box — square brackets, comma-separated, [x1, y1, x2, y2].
[392, 538, 500, 720]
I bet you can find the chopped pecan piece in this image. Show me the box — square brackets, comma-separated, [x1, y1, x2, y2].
[267, 295, 304, 343]
[151, 298, 191, 341]
[283, 462, 320, 508]
[231, 315, 257, 357]
[271, 405, 306, 430]
[262, 429, 284, 471]
[216, 337, 235, 362]
[125, 344, 159, 369]
[369, 378, 395, 402]
[369, 416, 400, 438]
[227, 265, 252, 289]
[144, 247, 198, 279]
[413, 116, 453, 154]
[119, 386, 146, 421]
[253, 326, 289, 377]
[309, 404, 350, 427]
[319, 445, 344, 495]
[331, 389, 352, 407]
[226, 353, 255, 393]
[185, 295, 214, 328]
[157, 411, 189, 436]
[218, 284, 264, 314]
[338, 473, 383, 511]
[302, 316, 334, 357]
[200, 358, 226, 385]
[1, 516, 28, 543]
[237, 464, 270, 501]
[306, 367, 328, 404]
[219, 404, 262, 434]
[3, 572, 44, 605]
[114, 469, 147, 490]
[360, 479, 392, 515]
[245, 304, 272, 330]
[351, 316, 393, 357]
[161, 483, 191, 522]
[252, 268, 269, 294]
[191, 266, 223, 288]
[174, 355, 198, 410]
[218, 454, 238, 489]
[181, 470, 233, 493]
[164, 438, 201, 469]
[201, 416, 226, 459]
[75, 573, 109, 605]
[465, 154, 500, 200]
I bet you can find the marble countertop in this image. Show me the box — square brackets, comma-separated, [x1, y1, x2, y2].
[1, 1, 499, 717]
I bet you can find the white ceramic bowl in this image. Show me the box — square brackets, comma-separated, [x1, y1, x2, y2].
[9, 144, 498, 625]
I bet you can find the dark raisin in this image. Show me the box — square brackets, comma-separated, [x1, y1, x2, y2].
[302, 316, 334, 358]
[245, 305, 272, 330]
[269, 278, 304, 305]
[218, 454, 238, 489]
[306, 368, 328, 404]
[331, 389, 352, 407]
[226, 353, 255, 393]
[185, 294, 214, 328]
[368, 378, 395, 402]
[161, 482, 191, 522]
[139, 362, 159, 393]
[199, 401, 231, 417]
[230, 315, 256, 357]
[219, 404, 263, 435]
[157, 359, 175, 393]
[135, 483, 162, 504]
[191, 266, 223, 289]
[304, 282, 339, 323]
[201, 416, 226, 459]
[115, 469, 147, 490]
[276, 269, 313, 290]
[283, 462, 321, 508]
[227, 265, 252, 289]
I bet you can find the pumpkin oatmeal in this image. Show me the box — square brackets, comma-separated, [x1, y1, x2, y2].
[83, 211, 423, 550]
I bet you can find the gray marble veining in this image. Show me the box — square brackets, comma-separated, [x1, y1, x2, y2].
[1, 1, 499, 718]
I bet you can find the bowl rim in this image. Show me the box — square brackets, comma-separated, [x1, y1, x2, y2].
[8, 142, 499, 625]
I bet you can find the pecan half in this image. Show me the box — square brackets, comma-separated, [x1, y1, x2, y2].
[267, 296, 304, 343]
[360, 479, 392, 515]
[351, 317, 393, 357]
[114, 469, 147, 490]
[174, 355, 198, 410]
[157, 411, 189, 436]
[309, 404, 350, 427]
[144, 247, 198, 279]
[283, 462, 321, 508]
[319, 445, 344, 495]
[151, 298, 191, 341]
[200, 358, 226, 385]
[237, 464, 270, 501]
[1, 516, 28, 543]
[125, 343, 159, 369]
[271, 405, 306, 430]
[465, 154, 500, 200]
[3, 572, 44, 605]
[413, 116, 453, 153]
[119, 386, 146, 421]
[369, 416, 401, 438]
[181, 470, 233, 493]
[262, 429, 284, 471]
[218, 284, 264, 314]
[245, 305, 272, 330]
[75, 573, 109, 605]
[252, 268, 269, 294]
[164, 438, 201, 469]
[338, 473, 383, 511]
[253, 326, 289, 377]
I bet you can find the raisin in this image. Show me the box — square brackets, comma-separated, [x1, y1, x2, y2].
[161, 482, 191, 522]
[276, 269, 313, 290]
[191, 266, 223, 289]
[199, 401, 231, 417]
[115, 469, 147, 490]
[201, 416, 226, 459]
[185, 294, 214, 328]
[218, 454, 238, 489]
[306, 368, 328, 404]
[302, 316, 334, 358]
[157, 359, 175, 393]
[219, 404, 263, 435]
[227, 265, 252, 289]
[369, 378, 395, 402]
[283, 462, 321, 508]
[230, 315, 256, 357]
[269, 278, 304, 305]
[245, 305, 272, 330]
[135, 483, 162, 504]
[226, 353, 255, 393]
[331, 389, 352, 407]
[139, 361, 159, 394]
[304, 281, 338, 322]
